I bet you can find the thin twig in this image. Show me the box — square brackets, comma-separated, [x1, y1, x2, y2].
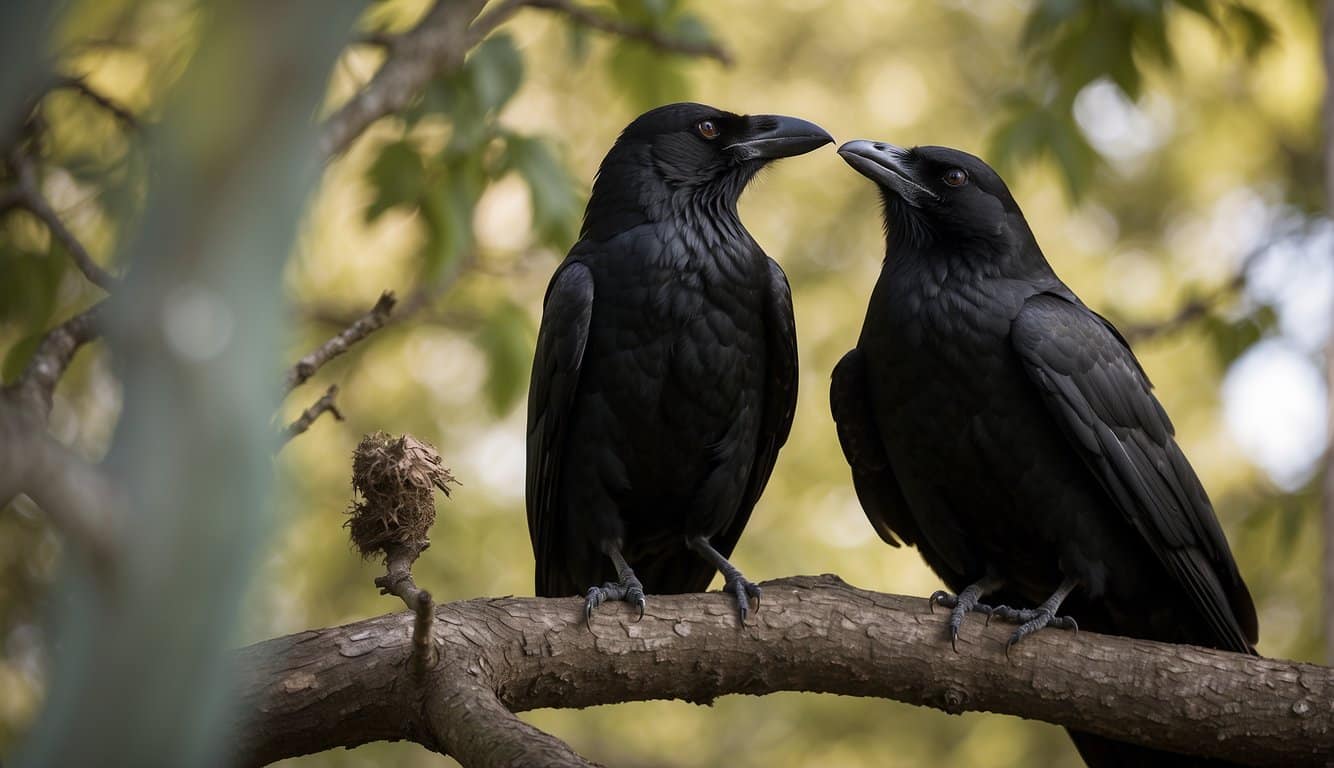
[284, 291, 397, 394]
[411, 589, 436, 675]
[280, 385, 344, 446]
[50, 76, 139, 129]
[525, 0, 732, 64]
[5, 152, 119, 291]
[373, 542, 438, 673]
[354, 32, 397, 48]
[1121, 243, 1271, 343]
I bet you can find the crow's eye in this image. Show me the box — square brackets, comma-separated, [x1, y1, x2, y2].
[696, 120, 720, 140]
[943, 168, 969, 187]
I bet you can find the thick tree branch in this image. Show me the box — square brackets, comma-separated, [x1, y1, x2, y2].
[283, 290, 396, 394]
[233, 575, 1331, 767]
[3, 301, 104, 420]
[319, 0, 490, 160]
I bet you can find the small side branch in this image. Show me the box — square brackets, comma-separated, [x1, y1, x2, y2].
[4, 301, 104, 420]
[283, 291, 396, 394]
[279, 385, 344, 446]
[5, 152, 118, 291]
[373, 542, 438, 673]
[320, 0, 490, 159]
[1122, 269, 1249, 342]
[424, 674, 597, 768]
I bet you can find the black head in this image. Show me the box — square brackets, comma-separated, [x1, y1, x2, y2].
[837, 141, 1029, 254]
[582, 102, 832, 240]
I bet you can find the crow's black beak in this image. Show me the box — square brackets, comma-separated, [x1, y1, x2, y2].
[838, 140, 940, 207]
[726, 115, 833, 161]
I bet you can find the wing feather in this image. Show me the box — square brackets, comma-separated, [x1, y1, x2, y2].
[525, 261, 595, 597]
[1011, 293, 1257, 651]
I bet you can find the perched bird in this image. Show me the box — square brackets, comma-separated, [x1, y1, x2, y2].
[831, 140, 1257, 766]
[527, 102, 830, 624]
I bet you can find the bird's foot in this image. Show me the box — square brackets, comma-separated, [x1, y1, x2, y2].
[584, 571, 647, 628]
[986, 604, 1078, 654]
[723, 573, 762, 624]
[985, 577, 1081, 654]
[928, 585, 997, 652]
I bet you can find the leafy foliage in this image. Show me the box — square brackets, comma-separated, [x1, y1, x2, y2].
[996, 0, 1276, 199]
[364, 32, 581, 290]
[475, 300, 535, 414]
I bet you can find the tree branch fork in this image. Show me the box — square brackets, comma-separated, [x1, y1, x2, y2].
[233, 575, 1332, 768]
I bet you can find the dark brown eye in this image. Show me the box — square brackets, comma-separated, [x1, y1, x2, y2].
[696, 120, 720, 140]
[943, 168, 968, 187]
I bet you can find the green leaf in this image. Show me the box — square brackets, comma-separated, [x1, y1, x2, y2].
[669, 14, 714, 46]
[1225, 3, 1275, 59]
[475, 302, 534, 414]
[565, 22, 592, 64]
[1020, 0, 1085, 48]
[607, 41, 690, 111]
[1202, 304, 1277, 366]
[1048, 113, 1097, 198]
[469, 34, 524, 114]
[0, 241, 65, 331]
[614, 0, 675, 24]
[364, 140, 426, 222]
[501, 134, 581, 250]
[419, 151, 487, 278]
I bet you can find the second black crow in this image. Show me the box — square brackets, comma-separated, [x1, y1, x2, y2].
[832, 140, 1257, 766]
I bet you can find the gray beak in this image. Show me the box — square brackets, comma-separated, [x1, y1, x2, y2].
[838, 140, 939, 206]
[726, 115, 833, 161]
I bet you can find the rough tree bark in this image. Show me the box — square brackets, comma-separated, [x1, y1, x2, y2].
[233, 575, 1333, 768]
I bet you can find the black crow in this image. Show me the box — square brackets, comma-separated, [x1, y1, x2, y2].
[527, 102, 830, 624]
[832, 140, 1257, 766]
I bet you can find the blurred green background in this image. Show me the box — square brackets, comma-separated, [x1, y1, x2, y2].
[1, 0, 1330, 766]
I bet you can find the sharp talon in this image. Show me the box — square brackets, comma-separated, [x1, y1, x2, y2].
[950, 629, 959, 654]
[635, 601, 645, 622]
